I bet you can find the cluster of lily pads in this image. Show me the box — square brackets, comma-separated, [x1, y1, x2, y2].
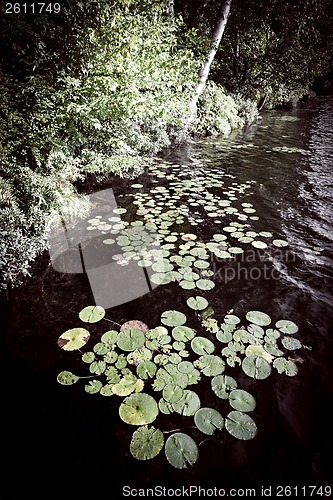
[57, 303, 304, 469]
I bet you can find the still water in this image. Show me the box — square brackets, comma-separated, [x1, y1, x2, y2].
[1, 97, 332, 497]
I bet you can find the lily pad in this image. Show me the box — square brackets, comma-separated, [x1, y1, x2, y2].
[85, 380, 103, 394]
[163, 384, 184, 403]
[119, 393, 159, 425]
[229, 389, 256, 412]
[242, 355, 272, 379]
[165, 433, 199, 469]
[187, 296, 209, 311]
[161, 310, 187, 327]
[191, 337, 215, 355]
[211, 375, 237, 399]
[79, 305, 105, 323]
[276, 320, 299, 334]
[117, 329, 146, 351]
[130, 426, 164, 461]
[120, 320, 149, 333]
[101, 330, 118, 346]
[245, 310, 271, 326]
[194, 408, 224, 435]
[245, 345, 274, 363]
[273, 239, 288, 247]
[224, 314, 241, 325]
[273, 357, 298, 376]
[196, 279, 215, 290]
[57, 371, 79, 385]
[281, 337, 302, 350]
[57, 328, 90, 351]
[194, 355, 225, 377]
[172, 389, 201, 416]
[225, 411, 257, 440]
[137, 361, 157, 380]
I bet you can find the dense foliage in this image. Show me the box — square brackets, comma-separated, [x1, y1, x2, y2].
[1, 0, 332, 288]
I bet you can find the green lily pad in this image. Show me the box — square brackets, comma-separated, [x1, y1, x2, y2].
[225, 411, 257, 440]
[242, 355, 272, 379]
[119, 393, 159, 425]
[191, 337, 215, 355]
[196, 279, 215, 290]
[251, 240, 267, 249]
[172, 389, 201, 416]
[79, 305, 105, 323]
[85, 380, 103, 394]
[57, 371, 79, 385]
[245, 310, 271, 326]
[216, 330, 233, 343]
[82, 351, 95, 363]
[159, 398, 174, 414]
[137, 361, 157, 380]
[273, 357, 298, 376]
[276, 320, 299, 334]
[120, 320, 149, 333]
[161, 310, 187, 327]
[130, 426, 164, 461]
[281, 337, 302, 350]
[151, 273, 173, 285]
[245, 345, 274, 363]
[194, 355, 225, 377]
[229, 389, 256, 412]
[211, 375, 238, 399]
[187, 296, 209, 311]
[100, 384, 115, 396]
[273, 239, 288, 247]
[194, 408, 224, 435]
[224, 314, 241, 325]
[101, 330, 118, 346]
[178, 361, 195, 374]
[163, 384, 184, 403]
[165, 433, 199, 469]
[116, 329, 146, 352]
[172, 326, 196, 342]
[57, 328, 90, 351]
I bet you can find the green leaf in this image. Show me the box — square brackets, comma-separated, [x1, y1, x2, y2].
[225, 411, 257, 440]
[194, 355, 225, 377]
[172, 326, 196, 341]
[85, 380, 103, 394]
[273, 357, 298, 376]
[130, 426, 164, 461]
[191, 336, 215, 355]
[194, 408, 224, 435]
[116, 329, 146, 351]
[161, 310, 187, 327]
[57, 371, 79, 385]
[119, 393, 159, 425]
[275, 320, 299, 334]
[281, 337, 302, 350]
[57, 328, 90, 351]
[211, 375, 237, 399]
[229, 389, 256, 412]
[137, 360, 157, 380]
[245, 310, 271, 326]
[165, 433, 199, 469]
[187, 296, 209, 311]
[163, 384, 184, 403]
[242, 355, 272, 379]
[79, 305, 105, 323]
[172, 389, 201, 416]
[245, 345, 274, 363]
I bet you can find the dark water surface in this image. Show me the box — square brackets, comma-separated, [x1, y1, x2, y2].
[1, 98, 333, 498]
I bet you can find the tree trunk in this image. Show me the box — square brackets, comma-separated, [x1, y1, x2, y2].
[187, 0, 232, 124]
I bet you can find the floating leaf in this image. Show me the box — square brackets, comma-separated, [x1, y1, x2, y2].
[245, 345, 274, 363]
[273, 357, 298, 376]
[57, 371, 79, 385]
[191, 337, 215, 355]
[79, 305, 105, 323]
[224, 314, 241, 325]
[281, 337, 302, 350]
[245, 310, 271, 326]
[117, 329, 146, 351]
[187, 296, 209, 311]
[172, 389, 201, 416]
[194, 408, 224, 435]
[163, 384, 184, 403]
[130, 426, 164, 460]
[85, 380, 103, 394]
[242, 355, 272, 379]
[229, 389, 256, 412]
[119, 393, 159, 425]
[251, 241, 267, 249]
[172, 326, 196, 342]
[178, 361, 194, 374]
[82, 351, 95, 363]
[165, 433, 198, 469]
[100, 384, 115, 396]
[137, 361, 157, 380]
[273, 239, 288, 247]
[216, 330, 233, 343]
[194, 355, 225, 377]
[196, 279, 215, 290]
[161, 310, 187, 327]
[225, 411, 257, 440]
[101, 330, 118, 346]
[211, 375, 237, 399]
[151, 273, 173, 285]
[276, 320, 299, 334]
[57, 328, 90, 351]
